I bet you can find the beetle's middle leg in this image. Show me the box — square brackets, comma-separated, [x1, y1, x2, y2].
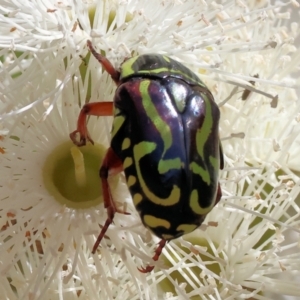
[70, 102, 113, 146]
[92, 147, 129, 254]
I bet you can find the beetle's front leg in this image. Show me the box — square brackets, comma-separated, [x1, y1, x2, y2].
[87, 40, 120, 85]
[138, 239, 167, 273]
[92, 147, 129, 254]
[70, 102, 113, 146]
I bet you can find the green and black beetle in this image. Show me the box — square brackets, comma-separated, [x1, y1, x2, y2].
[70, 40, 223, 272]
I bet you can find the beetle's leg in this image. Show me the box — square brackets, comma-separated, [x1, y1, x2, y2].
[70, 102, 113, 146]
[215, 183, 222, 205]
[138, 239, 167, 273]
[92, 147, 129, 254]
[87, 40, 120, 85]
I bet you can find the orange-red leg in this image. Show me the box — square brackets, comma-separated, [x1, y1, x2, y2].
[87, 40, 120, 85]
[92, 147, 129, 254]
[69, 102, 113, 146]
[138, 239, 167, 273]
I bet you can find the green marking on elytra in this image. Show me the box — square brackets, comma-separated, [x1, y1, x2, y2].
[176, 224, 198, 234]
[189, 189, 215, 215]
[162, 234, 175, 240]
[122, 138, 131, 150]
[209, 155, 218, 170]
[196, 94, 213, 158]
[111, 115, 125, 138]
[134, 141, 180, 206]
[158, 158, 182, 174]
[190, 162, 210, 185]
[144, 215, 171, 229]
[127, 175, 136, 187]
[123, 157, 133, 169]
[113, 107, 121, 115]
[140, 80, 172, 156]
[133, 193, 143, 205]
[139, 81, 184, 173]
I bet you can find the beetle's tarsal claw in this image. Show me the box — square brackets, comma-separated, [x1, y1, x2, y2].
[69, 130, 84, 146]
[137, 265, 155, 273]
[137, 239, 167, 273]
[86, 134, 94, 145]
[69, 130, 94, 147]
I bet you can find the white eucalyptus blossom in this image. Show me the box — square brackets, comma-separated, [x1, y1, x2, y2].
[0, 0, 300, 299]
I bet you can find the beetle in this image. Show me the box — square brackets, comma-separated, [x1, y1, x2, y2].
[70, 40, 223, 273]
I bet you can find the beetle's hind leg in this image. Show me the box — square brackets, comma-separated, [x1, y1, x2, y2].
[92, 147, 130, 254]
[138, 239, 167, 273]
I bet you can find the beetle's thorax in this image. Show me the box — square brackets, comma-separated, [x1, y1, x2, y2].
[119, 53, 206, 87]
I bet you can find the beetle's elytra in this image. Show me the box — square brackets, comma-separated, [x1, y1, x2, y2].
[70, 40, 223, 273]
